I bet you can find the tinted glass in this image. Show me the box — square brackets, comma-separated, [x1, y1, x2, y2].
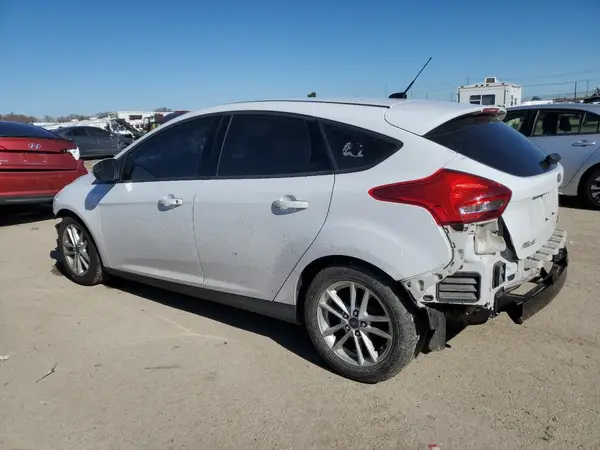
[218, 114, 329, 177]
[503, 111, 528, 133]
[0, 121, 61, 139]
[533, 110, 583, 136]
[122, 117, 219, 182]
[87, 127, 111, 137]
[69, 128, 89, 137]
[322, 123, 400, 171]
[581, 112, 600, 134]
[425, 115, 552, 177]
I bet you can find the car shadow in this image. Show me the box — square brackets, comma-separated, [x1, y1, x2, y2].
[49, 250, 325, 369]
[107, 277, 326, 366]
[49, 247, 467, 373]
[0, 204, 54, 227]
[559, 195, 597, 211]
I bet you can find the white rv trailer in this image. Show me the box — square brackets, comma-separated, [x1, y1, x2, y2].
[457, 77, 522, 108]
[110, 111, 155, 131]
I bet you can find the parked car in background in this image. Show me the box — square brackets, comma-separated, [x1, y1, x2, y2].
[0, 121, 87, 205]
[53, 99, 567, 383]
[505, 103, 600, 208]
[52, 126, 133, 159]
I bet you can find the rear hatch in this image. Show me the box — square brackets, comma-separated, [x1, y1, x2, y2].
[425, 111, 562, 259]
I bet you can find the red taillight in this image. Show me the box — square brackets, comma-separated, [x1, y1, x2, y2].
[368, 169, 512, 225]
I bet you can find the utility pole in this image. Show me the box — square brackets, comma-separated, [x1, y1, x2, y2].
[586, 80, 590, 96]
[574, 81, 577, 100]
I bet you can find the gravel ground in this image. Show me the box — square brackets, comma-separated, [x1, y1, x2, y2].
[0, 199, 599, 450]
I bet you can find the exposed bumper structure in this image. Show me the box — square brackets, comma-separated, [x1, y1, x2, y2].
[495, 246, 568, 324]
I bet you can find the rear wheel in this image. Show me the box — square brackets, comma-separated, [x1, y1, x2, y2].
[304, 265, 418, 384]
[57, 217, 104, 286]
[580, 166, 600, 209]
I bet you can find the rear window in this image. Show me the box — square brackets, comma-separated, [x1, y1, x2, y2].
[0, 121, 62, 139]
[425, 114, 553, 177]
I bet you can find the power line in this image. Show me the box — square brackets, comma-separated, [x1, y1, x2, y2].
[409, 71, 600, 94]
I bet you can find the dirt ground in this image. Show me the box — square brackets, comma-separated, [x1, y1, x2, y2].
[0, 199, 599, 450]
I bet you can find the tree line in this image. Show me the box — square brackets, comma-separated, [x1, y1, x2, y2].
[0, 108, 174, 124]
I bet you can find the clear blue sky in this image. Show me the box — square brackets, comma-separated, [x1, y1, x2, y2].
[1, 0, 599, 117]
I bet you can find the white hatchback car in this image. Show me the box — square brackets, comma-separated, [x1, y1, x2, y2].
[53, 99, 568, 383]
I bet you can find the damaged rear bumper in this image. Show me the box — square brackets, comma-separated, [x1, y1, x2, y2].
[495, 247, 568, 324]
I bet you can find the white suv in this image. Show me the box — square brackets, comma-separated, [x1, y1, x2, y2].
[53, 98, 568, 383]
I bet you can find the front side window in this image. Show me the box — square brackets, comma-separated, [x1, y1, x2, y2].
[321, 123, 401, 171]
[121, 116, 219, 182]
[533, 110, 583, 136]
[217, 114, 329, 177]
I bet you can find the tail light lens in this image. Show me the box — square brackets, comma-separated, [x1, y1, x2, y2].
[66, 147, 80, 160]
[368, 169, 512, 225]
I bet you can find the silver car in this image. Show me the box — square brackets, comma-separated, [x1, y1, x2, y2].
[505, 103, 600, 208]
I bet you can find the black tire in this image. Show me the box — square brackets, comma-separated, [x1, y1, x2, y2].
[580, 166, 600, 210]
[304, 265, 419, 384]
[57, 216, 104, 286]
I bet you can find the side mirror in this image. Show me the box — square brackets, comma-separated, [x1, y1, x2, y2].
[92, 158, 119, 183]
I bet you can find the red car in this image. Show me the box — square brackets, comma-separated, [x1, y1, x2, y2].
[0, 121, 88, 205]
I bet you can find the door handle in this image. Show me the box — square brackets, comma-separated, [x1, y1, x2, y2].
[572, 140, 596, 147]
[158, 197, 184, 208]
[272, 197, 309, 210]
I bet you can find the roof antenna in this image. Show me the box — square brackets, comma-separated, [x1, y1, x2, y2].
[388, 57, 432, 99]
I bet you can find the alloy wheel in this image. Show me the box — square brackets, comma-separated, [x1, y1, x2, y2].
[62, 224, 91, 276]
[316, 281, 393, 367]
[589, 174, 600, 206]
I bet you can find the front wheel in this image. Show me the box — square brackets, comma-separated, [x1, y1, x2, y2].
[57, 217, 104, 286]
[304, 265, 419, 384]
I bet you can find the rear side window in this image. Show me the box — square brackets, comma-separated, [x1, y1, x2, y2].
[425, 114, 552, 177]
[217, 114, 331, 177]
[87, 127, 111, 137]
[533, 110, 582, 136]
[321, 123, 401, 171]
[581, 112, 600, 134]
[0, 121, 61, 139]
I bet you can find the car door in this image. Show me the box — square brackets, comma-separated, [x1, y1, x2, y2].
[97, 115, 221, 285]
[193, 113, 335, 301]
[529, 109, 600, 186]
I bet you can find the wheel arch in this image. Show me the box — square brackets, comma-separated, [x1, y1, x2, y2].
[55, 207, 106, 266]
[294, 255, 418, 325]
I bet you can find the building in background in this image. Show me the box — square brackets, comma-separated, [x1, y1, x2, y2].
[457, 77, 522, 107]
